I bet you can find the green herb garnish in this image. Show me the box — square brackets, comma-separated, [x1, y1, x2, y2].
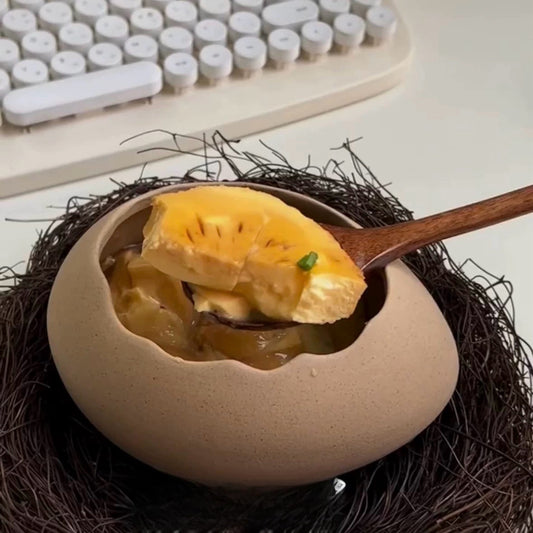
[297, 251, 318, 271]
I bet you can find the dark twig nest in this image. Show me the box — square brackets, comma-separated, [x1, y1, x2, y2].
[1, 133, 532, 533]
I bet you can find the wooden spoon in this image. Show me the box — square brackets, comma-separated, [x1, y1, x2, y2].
[189, 184, 533, 330]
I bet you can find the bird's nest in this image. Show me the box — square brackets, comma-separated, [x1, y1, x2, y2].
[1, 133, 532, 532]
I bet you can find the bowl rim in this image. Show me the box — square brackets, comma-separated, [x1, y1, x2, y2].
[87, 181, 397, 374]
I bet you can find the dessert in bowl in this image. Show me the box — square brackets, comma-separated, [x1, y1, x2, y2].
[47, 183, 458, 488]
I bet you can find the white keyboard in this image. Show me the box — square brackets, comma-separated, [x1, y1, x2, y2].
[0, 0, 411, 197]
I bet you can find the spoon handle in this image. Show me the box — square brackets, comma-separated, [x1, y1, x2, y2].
[354, 184, 533, 271]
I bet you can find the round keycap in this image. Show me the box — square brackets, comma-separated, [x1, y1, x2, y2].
[0, 38, 20, 71]
[95, 14, 129, 44]
[123, 34, 158, 62]
[365, 5, 396, 42]
[109, 0, 141, 18]
[351, 0, 379, 17]
[21, 29, 57, 61]
[87, 41, 122, 69]
[50, 49, 86, 77]
[130, 7, 164, 37]
[74, 0, 108, 25]
[12, 57, 48, 87]
[163, 51, 197, 91]
[145, 0, 173, 10]
[231, 0, 262, 15]
[333, 12, 364, 50]
[301, 20, 332, 57]
[58, 22, 93, 52]
[159, 26, 193, 57]
[2, 9, 37, 41]
[11, 0, 44, 14]
[233, 35, 265, 73]
[262, 0, 318, 35]
[0, 68, 10, 103]
[198, 0, 230, 22]
[38, 2, 73, 33]
[228, 11, 260, 41]
[165, 1, 197, 30]
[0, 0, 9, 18]
[194, 18, 226, 49]
[267, 28, 299, 66]
[199, 43, 231, 82]
[319, 0, 348, 24]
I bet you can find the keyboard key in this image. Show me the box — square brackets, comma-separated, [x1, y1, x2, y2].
[21, 30, 57, 62]
[165, 1, 197, 30]
[0, 38, 21, 71]
[199, 43, 231, 83]
[262, 0, 318, 34]
[95, 15, 129, 44]
[163, 51, 197, 91]
[228, 11, 260, 41]
[351, 0, 379, 17]
[194, 18, 226, 49]
[365, 5, 396, 43]
[145, 0, 173, 10]
[159, 26, 193, 57]
[301, 20, 332, 58]
[0, 0, 8, 18]
[318, 0, 348, 25]
[130, 7, 164, 37]
[58, 22, 93, 52]
[11, 0, 44, 14]
[3, 61, 163, 126]
[2, 9, 37, 41]
[38, 2, 73, 33]
[87, 41, 122, 68]
[124, 34, 158, 62]
[50, 49, 86, 77]
[198, 0, 230, 22]
[0, 68, 10, 103]
[232, 0, 262, 15]
[12, 57, 49, 87]
[109, 0, 141, 18]
[267, 27, 299, 68]
[233, 35, 265, 76]
[74, 0, 108, 25]
[333, 12, 364, 52]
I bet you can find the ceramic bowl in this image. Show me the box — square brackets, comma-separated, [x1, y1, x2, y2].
[47, 183, 459, 488]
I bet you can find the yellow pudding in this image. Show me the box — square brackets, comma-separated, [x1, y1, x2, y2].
[142, 186, 367, 324]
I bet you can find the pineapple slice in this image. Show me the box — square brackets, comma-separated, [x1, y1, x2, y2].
[142, 187, 267, 290]
[237, 207, 365, 323]
[142, 186, 367, 324]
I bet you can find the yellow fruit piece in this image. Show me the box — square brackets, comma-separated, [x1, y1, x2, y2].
[142, 186, 367, 324]
[142, 187, 267, 290]
[127, 253, 192, 324]
[189, 284, 253, 321]
[104, 251, 195, 356]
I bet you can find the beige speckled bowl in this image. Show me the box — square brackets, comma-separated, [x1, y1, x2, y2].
[47, 183, 459, 489]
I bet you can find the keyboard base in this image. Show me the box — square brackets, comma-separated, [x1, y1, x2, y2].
[0, 0, 412, 198]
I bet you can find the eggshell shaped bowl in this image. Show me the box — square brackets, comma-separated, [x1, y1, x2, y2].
[47, 183, 459, 489]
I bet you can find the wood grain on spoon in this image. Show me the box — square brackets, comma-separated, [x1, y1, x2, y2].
[324, 184, 533, 272]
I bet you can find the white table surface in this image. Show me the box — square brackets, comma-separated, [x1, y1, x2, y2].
[1, 0, 532, 345]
